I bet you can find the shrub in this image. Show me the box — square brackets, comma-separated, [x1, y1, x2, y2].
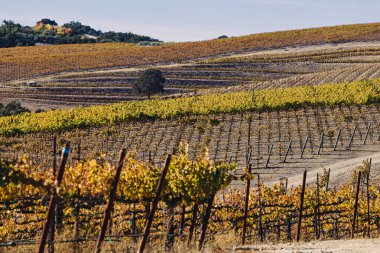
[133, 69, 165, 98]
[0, 101, 30, 117]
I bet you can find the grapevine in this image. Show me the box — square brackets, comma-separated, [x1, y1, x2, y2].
[1, 79, 380, 136]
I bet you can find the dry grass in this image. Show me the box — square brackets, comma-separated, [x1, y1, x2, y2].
[3, 229, 240, 253]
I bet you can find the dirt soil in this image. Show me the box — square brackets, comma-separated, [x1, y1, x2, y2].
[279, 151, 380, 188]
[232, 238, 380, 252]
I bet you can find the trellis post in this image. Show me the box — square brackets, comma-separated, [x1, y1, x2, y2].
[351, 170, 361, 239]
[38, 143, 71, 253]
[348, 126, 357, 148]
[317, 132, 324, 155]
[333, 129, 342, 151]
[364, 123, 372, 144]
[283, 141, 292, 162]
[297, 170, 307, 242]
[301, 136, 310, 158]
[265, 144, 273, 168]
[242, 164, 252, 245]
[95, 148, 127, 253]
[138, 154, 172, 253]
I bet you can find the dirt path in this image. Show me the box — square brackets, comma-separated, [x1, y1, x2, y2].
[229, 41, 380, 58]
[232, 238, 380, 252]
[283, 151, 380, 187]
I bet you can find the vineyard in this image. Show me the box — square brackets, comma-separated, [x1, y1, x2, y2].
[1, 143, 380, 253]
[1, 78, 380, 136]
[3, 21, 380, 252]
[3, 89, 380, 251]
[1, 23, 380, 110]
[2, 44, 380, 110]
[1, 102, 380, 186]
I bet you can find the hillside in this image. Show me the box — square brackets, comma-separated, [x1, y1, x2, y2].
[1, 22, 380, 83]
[2, 41, 380, 110]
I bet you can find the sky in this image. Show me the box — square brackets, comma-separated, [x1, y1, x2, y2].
[0, 0, 379, 42]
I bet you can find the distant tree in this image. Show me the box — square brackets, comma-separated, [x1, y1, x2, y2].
[62, 21, 101, 36]
[0, 101, 30, 116]
[98, 31, 159, 43]
[0, 20, 35, 47]
[39, 18, 58, 26]
[218, 35, 229, 39]
[133, 69, 165, 98]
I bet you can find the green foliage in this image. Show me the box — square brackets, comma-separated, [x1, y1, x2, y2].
[0, 159, 47, 190]
[133, 69, 166, 98]
[0, 19, 160, 48]
[0, 145, 236, 207]
[62, 21, 100, 36]
[99, 31, 159, 43]
[0, 20, 35, 47]
[1, 79, 380, 136]
[38, 18, 58, 26]
[0, 101, 30, 117]
[165, 144, 237, 206]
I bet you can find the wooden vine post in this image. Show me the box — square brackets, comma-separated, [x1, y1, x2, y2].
[257, 174, 264, 242]
[138, 154, 172, 253]
[317, 132, 324, 155]
[53, 136, 57, 174]
[55, 140, 65, 232]
[188, 203, 199, 245]
[95, 148, 127, 253]
[38, 143, 71, 253]
[265, 145, 273, 168]
[179, 205, 186, 236]
[247, 117, 252, 164]
[366, 158, 372, 238]
[348, 126, 357, 148]
[351, 170, 362, 239]
[364, 123, 372, 144]
[296, 170, 307, 242]
[258, 206, 264, 242]
[333, 129, 342, 151]
[325, 168, 331, 191]
[198, 170, 220, 250]
[198, 193, 216, 250]
[48, 136, 58, 253]
[316, 173, 321, 239]
[165, 203, 176, 250]
[242, 164, 252, 245]
[286, 216, 292, 241]
[301, 136, 310, 158]
[283, 141, 292, 162]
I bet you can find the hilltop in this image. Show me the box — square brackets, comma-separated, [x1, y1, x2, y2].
[0, 18, 160, 48]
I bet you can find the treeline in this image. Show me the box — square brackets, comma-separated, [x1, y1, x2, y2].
[0, 19, 161, 48]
